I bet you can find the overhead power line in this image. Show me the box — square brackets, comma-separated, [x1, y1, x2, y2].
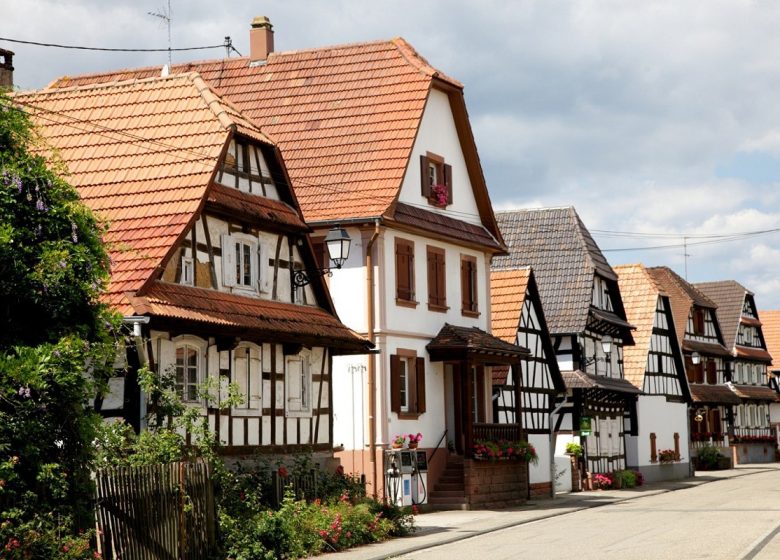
[0, 36, 226, 53]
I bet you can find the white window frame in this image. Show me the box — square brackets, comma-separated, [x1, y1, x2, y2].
[158, 335, 207, 404]
[285, 350, 312, 417]
[221, 232, 258, 293]
[180, 255, 194, 286]
[232, 343, 263, 414]
[399, 356, 412, 413]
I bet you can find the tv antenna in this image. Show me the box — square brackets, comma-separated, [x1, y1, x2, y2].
[148, 0, 172, 66]
[683, 236, 690, 279]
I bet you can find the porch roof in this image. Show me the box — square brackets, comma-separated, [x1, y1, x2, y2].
[689, 384, 741, 405]
[561, 369, 643, 394]
[682, 339, 732, 358]
[734, 346, 773, 363]
[730, 384, 780, 402]
[426, 324, 530, 364]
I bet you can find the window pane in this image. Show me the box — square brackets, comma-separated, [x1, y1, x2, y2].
[399, 361, 407, 409]
[188, 366, 198, 385]
[187, 347, 197, 367]
[187, 385, 197, 401]
[235, 242, 242, 284]
[243, 244, 251, 285]
[175, 365, 184, 385]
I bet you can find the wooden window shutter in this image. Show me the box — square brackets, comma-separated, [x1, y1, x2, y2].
[395, 240, 414, 301]
[436, 251, 446, 307]
[461, 259, 469, 311]
[415, 357, 426, 413]
[706, 360, 717, 384]
[390, 354, 401, 413]
[312, 237, 326, 269]
[427, 250, 436, 305]
[420, 155, 431, 197]
[710, 408, 721, 434]
[443, 163, 453, 204]
[684, 355, 694, 383]
[221, 234, 236, 287]
[694, 362, 704, 384]
[248, 346, 262, 409]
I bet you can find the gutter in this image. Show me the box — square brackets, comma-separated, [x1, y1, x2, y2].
[365, 219, 381, 498]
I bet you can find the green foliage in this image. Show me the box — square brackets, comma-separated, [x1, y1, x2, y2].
[0, 91, 112, 349]
[0, 516, 98, 560]
[696, 444, 724, 470]
[565, 442, 583, 457]
[612, 469, 638, 488]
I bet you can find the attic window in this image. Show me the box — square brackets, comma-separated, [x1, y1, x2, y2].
[420, 152, 452, 207]
[220, 138, 274, 196]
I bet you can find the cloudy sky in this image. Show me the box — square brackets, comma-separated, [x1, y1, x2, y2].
[6, 0, 780, 306]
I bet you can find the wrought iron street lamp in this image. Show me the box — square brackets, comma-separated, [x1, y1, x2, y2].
[292, 226, 351, 288]
[691, 351, 701, 365]
[601, 335, 613, 357]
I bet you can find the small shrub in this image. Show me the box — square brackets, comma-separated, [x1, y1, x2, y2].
[696, 444, 723, 470]
[565, 442, 583, 457]
[658, 449, 677, 463]
[592, 473, 612, 490]
[613, 469, 637, 488]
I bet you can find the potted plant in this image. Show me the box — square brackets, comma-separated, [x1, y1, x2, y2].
[392, 434, 406, 449]
[407, 432, 422, 449]
[430, 183, 448, 207]
[658, 449, 678, 463]
[565, 442, 582, 457]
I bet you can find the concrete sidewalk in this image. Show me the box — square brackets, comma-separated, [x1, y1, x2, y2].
[329, 464, 780, 560]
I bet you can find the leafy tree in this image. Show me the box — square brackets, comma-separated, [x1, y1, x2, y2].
[0, 90, 119, 554]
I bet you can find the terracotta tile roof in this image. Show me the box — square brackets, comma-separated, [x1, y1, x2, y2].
[492, 207, 627, 335]
[759, 310, 780, 369]
[14, 73, 270, 313]
[694, 280, 752, 352]
[614, 264, 666, 390]
[730, 384, 780, 402]
[689, 384, 741, 405]
[129, 281, 371, 353]
[50, 39, 504, 245]
[681, 339, 732, 357]
[207, 183, 308, 232]
[560, 370, 642, 394]
[426, 323, 529, 362]
[647, 266, 718, 348]
[734, 346, 772, 362]
[391, 203, 503, 253]
[492, 365, 510, 385]
[489, 268, 531, 344]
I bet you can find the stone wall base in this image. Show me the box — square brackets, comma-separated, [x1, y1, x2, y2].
[463, 458, 528, 509]
[529, 481, 551, 499]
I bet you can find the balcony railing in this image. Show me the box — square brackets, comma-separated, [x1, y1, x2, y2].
[473, 423, 525, 442]
[731, 426, 777, 444]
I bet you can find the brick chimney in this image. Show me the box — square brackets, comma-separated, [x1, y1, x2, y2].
[0, 49, 14, 90]
[249, 16, 274, 63]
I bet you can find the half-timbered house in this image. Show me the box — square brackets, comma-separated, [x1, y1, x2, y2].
[493, 208, 640, 477]
[491, 268, 565, 497]
[47, 18, 533, 507]
[615, 264, 691, 481]
[758, 309, 780, 446]
[16, 73, 371, 460]
[647, 267, 737, 461]
[695, 281, 779, 463]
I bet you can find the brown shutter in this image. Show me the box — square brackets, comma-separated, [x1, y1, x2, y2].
[420, 155, 431, 197]
[685, 356, 694, 383]
[436, 251, 446, 307]
[444, 164, 453, 204]
[396, 240, 413, 301]
[476, 366, 485, 422]
[415, 357, 426, 414]
[706, 360, 717, 384]
[427, 249, 436, 306]
[311, 237, 326, 269]
[390, 354, 401, 413]
[461, 258, 469, 311]
[695, 362, 704, 384]
[710, 408, 721, 435]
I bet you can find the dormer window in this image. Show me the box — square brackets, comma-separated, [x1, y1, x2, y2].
[219, 137, 276, 197]
[180, 256, 194, 286]
[420, 152, 452, 207]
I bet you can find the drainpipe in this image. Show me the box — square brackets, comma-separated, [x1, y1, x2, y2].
[548, 395, 568, 499]
[365, 220, 381, 498]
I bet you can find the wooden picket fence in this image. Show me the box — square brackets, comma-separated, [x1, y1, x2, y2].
[93, 461, 216, 560]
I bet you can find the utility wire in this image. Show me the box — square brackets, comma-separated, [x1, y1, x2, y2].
[0, 36, 225, 53]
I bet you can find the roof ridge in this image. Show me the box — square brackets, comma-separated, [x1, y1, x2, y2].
[190, 74, 236, 132]
[28, 71, 198, 96]
[495, 205, 575, 214]
[390, 37, 463, 88]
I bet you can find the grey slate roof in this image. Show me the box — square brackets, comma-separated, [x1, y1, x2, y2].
[694, 280, 752, 351]
[492, 207, 624, 335]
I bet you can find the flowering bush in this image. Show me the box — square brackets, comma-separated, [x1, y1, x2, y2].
[472, 439, 538, 464]
[658, 449, 678, 463]
[430, 183, 448, 206]
[592, 473, 613, 490]
[407, 432, 423, 445]
[731, 435, 776, 444]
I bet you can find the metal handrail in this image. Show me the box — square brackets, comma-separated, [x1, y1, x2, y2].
[428, 429, 448, 466]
